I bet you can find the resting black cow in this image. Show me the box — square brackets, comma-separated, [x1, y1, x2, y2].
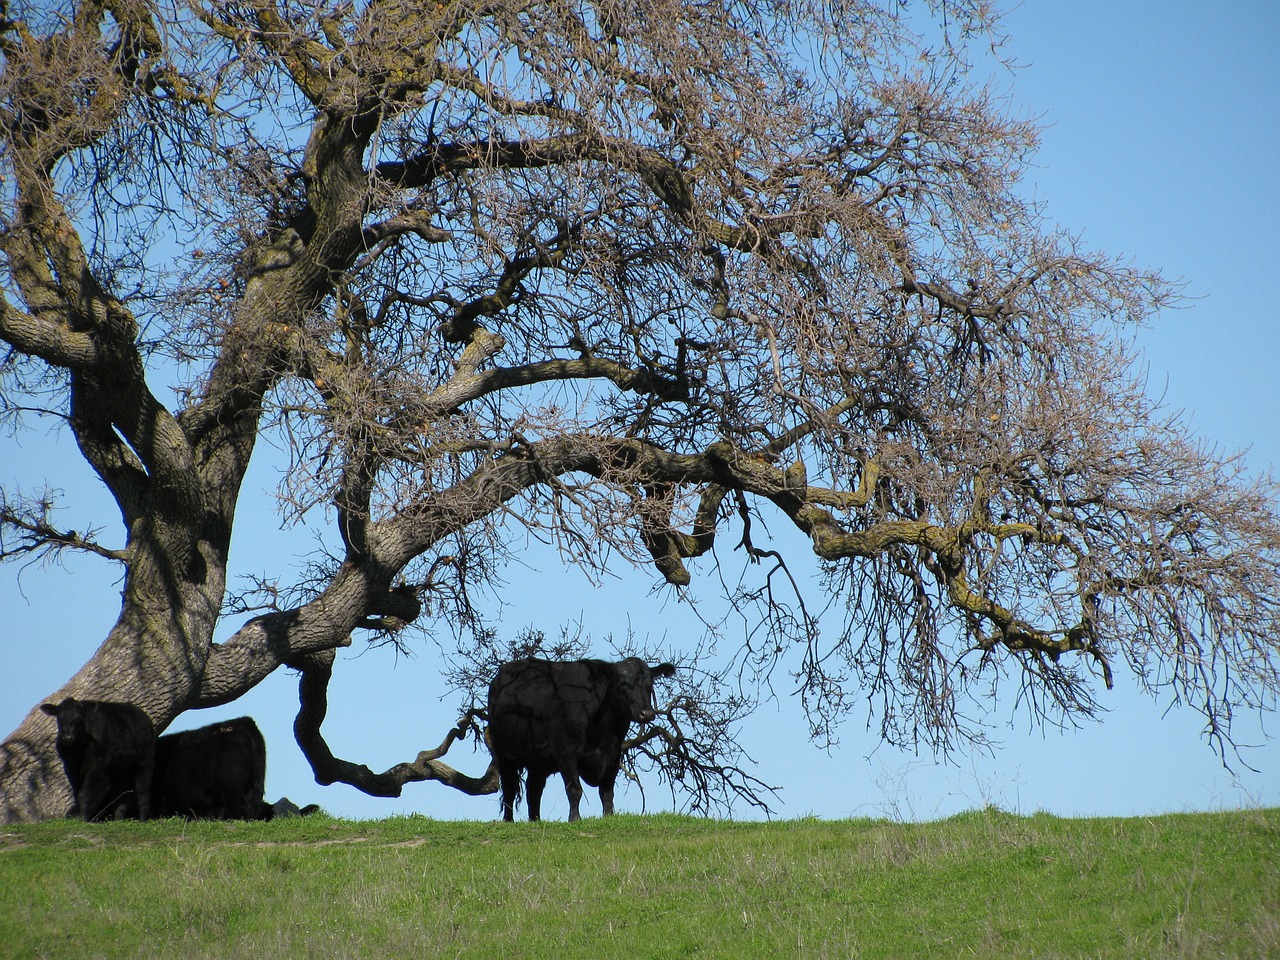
[486, 657, 676, 822]
[152, 717, 272, 820]
[40, 698, 156, 821]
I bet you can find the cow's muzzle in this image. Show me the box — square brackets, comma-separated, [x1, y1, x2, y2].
[636, 708, 657, 723]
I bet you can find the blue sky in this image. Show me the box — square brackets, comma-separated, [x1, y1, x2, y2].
[2, 2, 1278, 821]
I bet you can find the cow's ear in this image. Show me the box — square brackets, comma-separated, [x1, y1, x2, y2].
[40, 702, 60, 716]
[652, 662, 676, 678]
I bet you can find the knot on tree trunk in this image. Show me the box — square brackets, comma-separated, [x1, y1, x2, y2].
[358, 584, 422, 631]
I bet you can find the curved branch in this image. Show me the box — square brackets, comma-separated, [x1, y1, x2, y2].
[291, 650, 499, 798]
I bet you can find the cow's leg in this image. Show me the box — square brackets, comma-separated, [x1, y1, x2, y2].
[560, 761, 584, 822]
[77, 767, 111, 821]
[527, 770, 549, 822]
[111, 767, 142, 820]
[598, 765, 620, 816]
[134, 763, 153, 822]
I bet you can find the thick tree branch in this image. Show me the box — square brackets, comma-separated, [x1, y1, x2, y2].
[0, 298, 99, 368]
[291, 650, 499, 797]
[371, 426, 1109, 677]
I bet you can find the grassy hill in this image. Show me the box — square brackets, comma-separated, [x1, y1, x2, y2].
[2, 808, 1276, 959]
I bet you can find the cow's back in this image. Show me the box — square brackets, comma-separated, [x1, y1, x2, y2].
[487, 659, 619, 767]
[153, 717, 269, 819]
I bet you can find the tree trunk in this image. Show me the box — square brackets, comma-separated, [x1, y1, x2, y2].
[0, 532, 231, 821]
[0, 537, 416, 821]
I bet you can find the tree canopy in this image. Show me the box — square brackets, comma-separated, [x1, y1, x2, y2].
[1, 0, 1278, 822]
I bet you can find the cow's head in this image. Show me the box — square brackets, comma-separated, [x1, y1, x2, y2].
[41, 698, 86, 748]
[613, 658, 677, 723]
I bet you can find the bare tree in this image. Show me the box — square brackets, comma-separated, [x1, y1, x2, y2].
[1, 0, 1277, 822]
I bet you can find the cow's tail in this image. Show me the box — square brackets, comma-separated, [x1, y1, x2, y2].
[485, 727, 519, 813]
[497, 761, 523, 815]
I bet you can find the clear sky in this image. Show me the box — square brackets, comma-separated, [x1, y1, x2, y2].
[2, 2, 1278, 821]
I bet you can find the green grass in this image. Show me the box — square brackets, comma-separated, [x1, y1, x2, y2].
[1, 808, 1276, 959]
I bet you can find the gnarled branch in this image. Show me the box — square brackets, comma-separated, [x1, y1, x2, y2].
[291, 650, 498, 798]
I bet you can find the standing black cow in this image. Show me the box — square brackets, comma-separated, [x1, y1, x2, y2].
[152, 717, 272, 820]
[40, 698, 156, 821]
[486, 657, 676, 822]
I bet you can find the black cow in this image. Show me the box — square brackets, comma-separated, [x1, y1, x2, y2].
[40, 698, 156, 821]
[152, 717, 272, 820]
[486, 657, 676, 822]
